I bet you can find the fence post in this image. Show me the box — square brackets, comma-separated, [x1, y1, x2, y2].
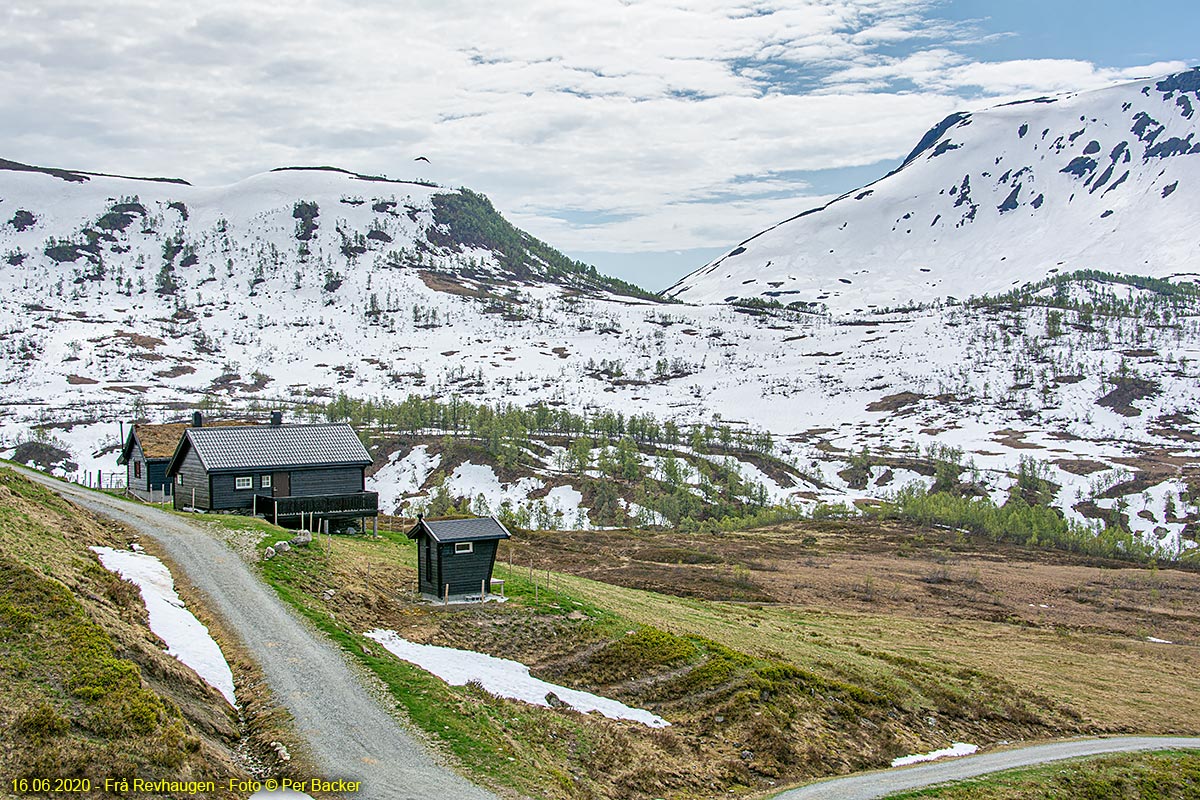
[444, 584, 449, 606]
[481, 579, 485, 602]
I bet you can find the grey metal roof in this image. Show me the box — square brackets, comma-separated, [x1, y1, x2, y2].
[172, 423, 371, 473]
[408, 517, 512, 543]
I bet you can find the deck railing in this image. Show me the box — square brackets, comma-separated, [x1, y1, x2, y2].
[253, 491, 379, 521]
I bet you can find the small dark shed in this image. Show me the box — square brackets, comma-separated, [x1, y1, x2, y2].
[406, 516, 511, 602]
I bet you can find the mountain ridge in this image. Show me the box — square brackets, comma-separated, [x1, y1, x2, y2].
[665, 67, 1200, 313]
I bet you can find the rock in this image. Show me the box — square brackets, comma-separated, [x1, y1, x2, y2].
[130, 542, 144, 552]
[545, 692, 568, 709]
[274, 540, 291, 553]
[567, 610, 587, 621]
[264, 546, 276, 559]
[740, 750, 753, 761]
[270, 741, 291, 762]
[290, 529, 313, 547]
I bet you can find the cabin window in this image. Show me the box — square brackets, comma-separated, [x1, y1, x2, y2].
[454, 542, 474, 554]
[261, 475, 272, 488]
[177, 474, 183, 485]
[133, 461, 142, 478]
[235, 476, 253, 490]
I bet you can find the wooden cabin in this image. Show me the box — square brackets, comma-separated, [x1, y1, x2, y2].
[406, 515, 511, 602]
[165, 412, 378, 532]
[119, 423, 188, 500]
[118, 416, 251, 500]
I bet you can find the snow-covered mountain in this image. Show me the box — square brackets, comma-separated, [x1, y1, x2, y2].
[665, 68, 1200, 313]
[1, 153, 1197, 555]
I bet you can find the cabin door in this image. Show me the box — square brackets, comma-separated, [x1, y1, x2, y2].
[273, 472, 290, 497]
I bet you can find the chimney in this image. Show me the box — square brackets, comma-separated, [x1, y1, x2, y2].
[270, 411, 283, 426]
[192, 411, 203, 428]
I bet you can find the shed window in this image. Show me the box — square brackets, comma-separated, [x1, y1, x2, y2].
[235, 476, 253, 490]
[261, 475, 272, 488]
[454, 542, 474, 554]
[133, 461, 142, 478]
[177, 474, 183, 485]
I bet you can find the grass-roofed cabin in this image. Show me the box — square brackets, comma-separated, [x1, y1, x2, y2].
[165, 412, 378, 532]
[118, 423, 187, 500]
[117, 417, 252, 501]
[407, 515, 511, 602]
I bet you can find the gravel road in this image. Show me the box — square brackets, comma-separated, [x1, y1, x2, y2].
[770, 736, 1200, 800]
[18, 468, 497, 800]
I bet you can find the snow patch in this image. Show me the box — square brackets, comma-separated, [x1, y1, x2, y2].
[369, 445, 441, 514]
[91, 547, 236, 706]
[445, 462, 541, 512]
[891, 742, 979, 767]
[364, 629, 668, 727]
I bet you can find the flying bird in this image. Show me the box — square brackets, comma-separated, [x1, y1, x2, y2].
[414, 156, 430, 163]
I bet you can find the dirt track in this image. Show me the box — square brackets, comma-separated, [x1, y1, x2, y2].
[17, 467, 496, 800]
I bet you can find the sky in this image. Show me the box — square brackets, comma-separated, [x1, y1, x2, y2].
[1, 1, 1195, 290]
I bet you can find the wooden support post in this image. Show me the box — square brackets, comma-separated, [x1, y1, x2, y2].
[273, 505, 278, 527]
[481, 579, 486, 602]
[373, 516, 378, 537]
[444, 584, 449, 606]
[253, 495, 257, 516]
[191, 488, 196, 509]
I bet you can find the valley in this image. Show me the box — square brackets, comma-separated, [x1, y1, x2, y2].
[2, 66, 1200, 800]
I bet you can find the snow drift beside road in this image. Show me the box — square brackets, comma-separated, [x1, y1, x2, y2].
[92, 546, 236, 705]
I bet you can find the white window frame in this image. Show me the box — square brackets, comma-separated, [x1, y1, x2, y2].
[454, 541, 474, 554]
[177, 474, 183, 485]
[261, 475, 272, 489]
[235, 476, 253, 490]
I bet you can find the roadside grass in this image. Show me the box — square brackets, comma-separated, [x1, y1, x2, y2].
[550, 572, 1200, 735]
[0, 467, 246, 795]
[881, 749, 1200, 799]
[217, 511, 1192, 800]
[176, 505, 1199, 799]
[250, 520, 623, 799]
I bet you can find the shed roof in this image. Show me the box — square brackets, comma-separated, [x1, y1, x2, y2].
[166, 423, 371, 474]
[407, 516, 512, 543]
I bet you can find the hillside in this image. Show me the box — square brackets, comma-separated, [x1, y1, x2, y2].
[0, 468, 255, 792]
[0, 151, 1197, 561]
[664, 68, 1200, 313]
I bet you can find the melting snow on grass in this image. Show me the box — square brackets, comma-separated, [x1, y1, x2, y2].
[91, 547, 236, 706]
[369, 445, 441, 514]
[891, 742, 979, 767]
[445, 462, 541, 511]
[365, 629, 668, 727]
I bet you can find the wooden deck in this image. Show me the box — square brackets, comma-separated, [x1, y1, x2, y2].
[254, 491, 379, 525]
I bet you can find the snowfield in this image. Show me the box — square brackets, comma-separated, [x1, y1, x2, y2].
[666, 70, 1200, 313]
